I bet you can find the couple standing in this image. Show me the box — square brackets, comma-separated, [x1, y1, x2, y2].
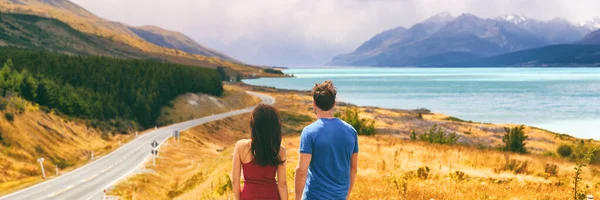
[231, 81, 359, 200]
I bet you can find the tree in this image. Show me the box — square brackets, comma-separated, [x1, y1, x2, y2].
[502, 125, 528, 154]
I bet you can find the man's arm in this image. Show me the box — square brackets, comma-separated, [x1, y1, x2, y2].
[347, 153, 358, 199]
[294, 153, 312, 200]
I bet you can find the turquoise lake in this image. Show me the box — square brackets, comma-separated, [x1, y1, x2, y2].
[244, 67, 600, 139]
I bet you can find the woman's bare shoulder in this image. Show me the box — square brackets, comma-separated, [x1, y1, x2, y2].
[235, 139, 252, 149]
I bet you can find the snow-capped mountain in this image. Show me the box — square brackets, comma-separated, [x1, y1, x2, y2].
[498, 14, 528, 24]
[580, 17, 600, 31]
[329, 12, 599, 67]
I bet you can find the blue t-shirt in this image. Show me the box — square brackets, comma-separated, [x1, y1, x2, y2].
[299, 118, 358, 200]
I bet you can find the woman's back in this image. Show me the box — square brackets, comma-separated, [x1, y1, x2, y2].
[241, 157, 279, 200]
[232, 104, 287, 200]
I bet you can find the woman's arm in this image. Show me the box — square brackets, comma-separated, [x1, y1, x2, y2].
[276, 146, 288, 200]
[231, 141, 243, 200]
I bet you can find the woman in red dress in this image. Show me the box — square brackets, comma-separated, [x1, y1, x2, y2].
[232, 104, 288, 200]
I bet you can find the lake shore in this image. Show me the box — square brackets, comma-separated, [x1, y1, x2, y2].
[235, 82, 599, 154]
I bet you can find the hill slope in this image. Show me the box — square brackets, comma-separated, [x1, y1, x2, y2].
[579, 29, 600, 44]
[0, 13, 146, 58]
[129, 26, 238, 63]
[449, 44, 600, 67]
[0, 0, 267, 76]
[0, 97, 131, 195]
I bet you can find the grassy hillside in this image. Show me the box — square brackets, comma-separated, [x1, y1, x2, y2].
[107, 84, 600, 199]
[129, 26, 237, 62]
[0, 0, 273, 77]
[156, 84, 261, 126]
[0, 96, 133, 195]
[0, 47, 223, 128]
[0, 13, 146, 58]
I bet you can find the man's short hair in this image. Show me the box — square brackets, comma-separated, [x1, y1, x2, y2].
[312, 80, 337, 111]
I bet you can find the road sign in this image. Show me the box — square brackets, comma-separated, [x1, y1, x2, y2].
[151, 140, 158, 148]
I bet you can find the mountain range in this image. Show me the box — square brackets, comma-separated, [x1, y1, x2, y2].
[329, 12, 600, 67]
[0, 0, 269, 75]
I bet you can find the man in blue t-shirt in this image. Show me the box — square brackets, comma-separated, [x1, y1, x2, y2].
[295, 80, 359, 200]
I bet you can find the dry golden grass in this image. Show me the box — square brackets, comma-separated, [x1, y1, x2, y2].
[109, 84, 600, 199]
[0, 97, 133, 195]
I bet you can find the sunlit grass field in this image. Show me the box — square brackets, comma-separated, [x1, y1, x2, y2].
[110, 85, 600, 199]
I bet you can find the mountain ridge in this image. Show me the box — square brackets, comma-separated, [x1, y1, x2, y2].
[329, 12, 598, 67]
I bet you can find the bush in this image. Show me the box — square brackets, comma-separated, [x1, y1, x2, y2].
[4, 112, 14, 122]
[502, 125, 528, 154]
[450, 171, 469, 181]
[416, 166, 430, 180]
[217, 174, 232, 195]
[0, 99, 7, 110]
[495, 157, 529, 175]
[334, 107, 376, 136]
[557, 144, 573, 158]
[410, 124, 459, 145]
[544, 163, 558, 176]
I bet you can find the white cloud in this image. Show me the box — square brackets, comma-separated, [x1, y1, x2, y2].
[70, 0, 600, 65]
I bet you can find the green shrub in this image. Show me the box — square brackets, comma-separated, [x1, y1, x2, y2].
[217, 174, 232, 195]
[281, 111, 312, 125]
[502, 125, 528, 154]
[4, 112, 14, 122]
[0, 99, 7, 110]
[557, 144, 573, 158]
[410, 124, 459, 145]
[334, 107, 376, 136]
[409, 130, 417, 141]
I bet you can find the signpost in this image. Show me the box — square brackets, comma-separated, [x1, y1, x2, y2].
[151, 141, 159, 165]
[173, 130, 181, 143]
[37, 158, 46, 179]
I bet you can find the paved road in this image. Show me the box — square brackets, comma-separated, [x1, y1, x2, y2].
[1, 91, 274, 200]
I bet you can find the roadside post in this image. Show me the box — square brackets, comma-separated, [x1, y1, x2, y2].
[55, 165, 59, 175]
[91, 151, 94, 160]
[37, 158, 46, 179]
[151, 140, 159, 165]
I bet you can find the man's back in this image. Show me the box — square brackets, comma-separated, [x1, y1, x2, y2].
[299, 118, 358, 199]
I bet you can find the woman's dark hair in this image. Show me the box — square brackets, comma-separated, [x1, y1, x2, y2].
[250, 104, 284, 166]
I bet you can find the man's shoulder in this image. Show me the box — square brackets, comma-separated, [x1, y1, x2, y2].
[302, 120, 323, 133]
[337, 118, 357, 133]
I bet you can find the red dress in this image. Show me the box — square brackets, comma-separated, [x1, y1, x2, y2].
[241, 159, 280, 200]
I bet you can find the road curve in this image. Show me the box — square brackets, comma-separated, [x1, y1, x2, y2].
[0, 91, 274, 200]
